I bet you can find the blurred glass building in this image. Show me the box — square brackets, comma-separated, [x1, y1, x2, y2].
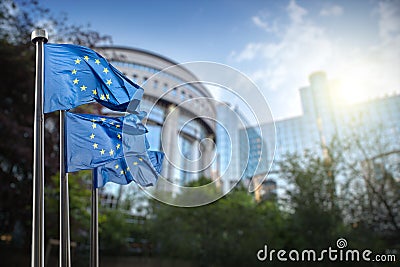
[239, 127, 269, 179]
[216, 102, 274, 199]
[263, 72, 400, 196]
[215, 103, 243, 193]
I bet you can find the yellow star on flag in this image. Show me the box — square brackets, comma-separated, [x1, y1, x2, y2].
[133, 162, 138, 166]
[139, 158, 143, 161]
[115, 164, 119, 169]
[106, 79, 112, 86]
[80, 85, 87, 91]
[73, 78, 79, 85]
[100, 118, 106, 122]
[117, 134, 121, 139]
[75, 58, 81, 64]
[84, 55, 89, 61]
[90, 133, 95, 139]
[103, 68, 109, 74]
[100, 149, 105, 155]
[95, 59, 100, 65]
[92, 89, 97, 95]
[120, 170, 125, 175]
[92, 123, 97, 129]
[100, 94, 106, 100]
[116, 144, 121, 150]
[106, 94, 110, 100]
[93, 143, 98, 149]
[109, 149, 114, 156]
[71, 69, 77, 75]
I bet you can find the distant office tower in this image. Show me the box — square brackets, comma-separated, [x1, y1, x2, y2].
[215, 103, 243, 193]
[263, 71, 399, 198]
[267, 72, 338, 168]
[216, 102, 273, 196]
[268, 71, 399, 163]
[239, 126, 269, 179]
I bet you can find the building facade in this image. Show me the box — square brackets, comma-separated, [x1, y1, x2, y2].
[215, 103, 243, 193]
[215, 102, 273, 197]
[263, 72, 399, 197]
[93, 46, 217, 212]
[96, 46, 217, 188]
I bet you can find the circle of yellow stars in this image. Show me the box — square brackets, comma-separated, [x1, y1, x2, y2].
[89, 118, 122, 159]
[71, 55, 112, 101]
[72, 54, 145, 177]
[114, 157, 144, 175]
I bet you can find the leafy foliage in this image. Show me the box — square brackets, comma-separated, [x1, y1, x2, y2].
[279, 147, 344, 249]
[148, 181, 287, 267]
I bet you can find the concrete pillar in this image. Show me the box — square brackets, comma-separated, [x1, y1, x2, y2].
[201, 134, 215, 178]
[159, 104, 180, 190]
[191, 139, 200, 181]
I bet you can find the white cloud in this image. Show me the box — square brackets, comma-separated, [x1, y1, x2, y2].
[252, 15, 278, 33]
[365, 1, 400, 96]
[232, 0, 400, 120]
[234, 1, 334, 118]
[320, 5, 343, 17]
[252, 16, 268, 29]
[287, 0, 307, 24]
[377, 1, 400, 41]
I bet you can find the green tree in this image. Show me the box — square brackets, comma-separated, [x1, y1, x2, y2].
[98, 185, 151, 256]
[339, 120, 400, 245]
[278, 144, 346, 250]
[45, 172, 92, 245]
[278, 126, 399, 265]
[148, 179, 288, 267]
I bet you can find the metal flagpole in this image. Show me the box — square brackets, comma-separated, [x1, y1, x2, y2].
[60, 110, 71, 267]
[31, 29, 48, 267]
[90, 171, 99, 267]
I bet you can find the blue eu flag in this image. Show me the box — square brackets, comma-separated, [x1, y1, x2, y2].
[44, 43, 143, 113]
[94, 150, 164, 188]
[65, 112, 147, 172]
[65, 112, 164, 188]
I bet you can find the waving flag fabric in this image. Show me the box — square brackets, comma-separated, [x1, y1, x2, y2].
[65, 112, 147, 172]
[94, 150, 164, 188]
[65, 111, 164, 187]
[44, 43, 143, 113]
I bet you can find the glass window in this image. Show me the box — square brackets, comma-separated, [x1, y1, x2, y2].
[146, 124, 162, 151]
[147, 105, 165, 124]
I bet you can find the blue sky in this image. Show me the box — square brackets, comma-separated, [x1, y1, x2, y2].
[37, 0, 400, 121]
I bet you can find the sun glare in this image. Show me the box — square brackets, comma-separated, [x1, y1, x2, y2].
[332, 64, 376, 105]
